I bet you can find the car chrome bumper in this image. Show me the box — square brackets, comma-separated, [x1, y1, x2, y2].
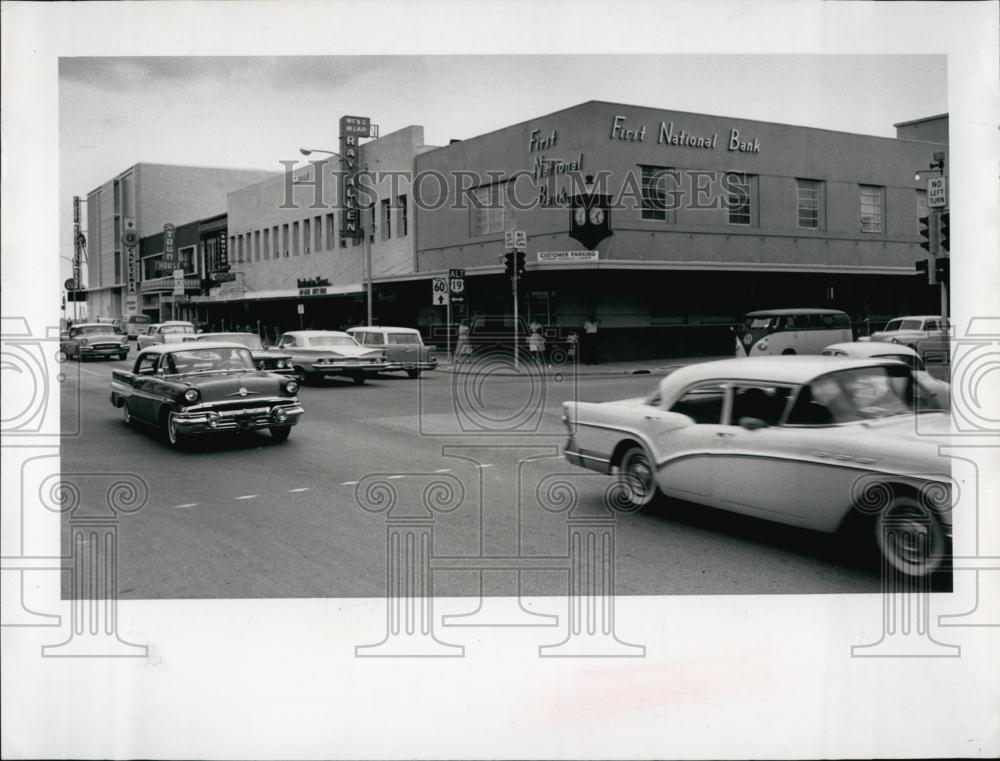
[385, 360, 437, 371]
[309, 361, 388, 375]
[563, 440, 612, 475]
[172, 403, 304, 435]
[81, 346, 128, 354]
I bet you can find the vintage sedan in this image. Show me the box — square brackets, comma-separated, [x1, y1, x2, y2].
[109, 342, 303, 448]
[859, 315, 950, 350]
[347, 326, 437, 378]
[136, 320, 198, 350]
[195, 332, 294, 375]
[562, 356, 953, 577]
[275, 330, 388, 385]
[61, 322, 130, 361]
[822, 341, 950, 410]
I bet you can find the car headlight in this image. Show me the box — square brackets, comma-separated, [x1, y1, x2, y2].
[277, 359, 287, 369]
[80, 338, 89, 346]
[284, 380, 299, 395]
[257, 361, 265, 370]
[183, 388, 199, 403]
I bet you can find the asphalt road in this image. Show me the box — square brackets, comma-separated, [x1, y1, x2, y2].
[59, 354, 888, 599]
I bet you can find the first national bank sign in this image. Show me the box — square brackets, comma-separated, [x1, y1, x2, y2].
[610, 114, 761, 153]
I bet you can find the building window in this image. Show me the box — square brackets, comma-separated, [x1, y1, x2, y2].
[326, 213, 336, 249]
[381, 199, 392, 241]
[180, 245, 195, 273]
[303, 218, 311, 254]
[262, 228, 270, 260]
[640, 165, 667, 221]
[399, 195, 408, 237]
[115, 251, 121, 284]
[471, 183, 506, 235]
[859, 184, 884, 233]
[315, 215, 322, 252]
[797, 179, 822, 229]
[369, 204, 376, 243]
[253, 230, 260, 261]
[293, 221, 301, 255]
[727, 173, 752, 226]
[282, 224, 290, 256]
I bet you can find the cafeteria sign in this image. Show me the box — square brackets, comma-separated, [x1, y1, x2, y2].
[537, 250, 599, 262]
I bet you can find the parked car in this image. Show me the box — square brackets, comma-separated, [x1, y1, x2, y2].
[275, 330, 388, 385]
[734, 308, 853, 356]
[859, 315, 950, 350]
[347, 326, 437, 378]
[562, 355, 953, 577]
[822, 341, 950, 410]
[137, 321, 198, 350]
[60, 322, 130, 361]
[195, 332, 294, 375]
[109, 343, 303, 449]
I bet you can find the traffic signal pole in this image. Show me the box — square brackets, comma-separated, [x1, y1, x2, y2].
[512, 269, 519, 372]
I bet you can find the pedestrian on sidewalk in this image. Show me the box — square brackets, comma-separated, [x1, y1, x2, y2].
[583, 316, 600, 364]
[566, 330, 579, 363]
[528, 321, 546, 367]
[455, 320, 472, 363]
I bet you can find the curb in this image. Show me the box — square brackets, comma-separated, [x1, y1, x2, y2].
[434, 364, 685, 378]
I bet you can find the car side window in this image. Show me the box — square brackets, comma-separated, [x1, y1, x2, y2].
[369, 332, 386, 345]
[925, 320, 938, 331]
[136, 354, 159, 376]
[730, 384, 793, 426]
[669, 383, 727, 424]
[281, 335, 295, 348]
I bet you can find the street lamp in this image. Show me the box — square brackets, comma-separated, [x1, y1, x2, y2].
[297, 147, 374, 325]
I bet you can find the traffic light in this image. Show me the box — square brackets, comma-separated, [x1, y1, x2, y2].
[515, 250, 526, 278]
[503, 251, 515, 277]
[918, 215, 932, 253]
[935, 256, 950, 285]
[939, 211, 950, 253]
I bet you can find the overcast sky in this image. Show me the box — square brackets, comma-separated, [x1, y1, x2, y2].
[59, 54, 947, 274]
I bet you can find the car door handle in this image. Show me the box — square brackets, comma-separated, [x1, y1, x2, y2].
[716, 431, 735, 438]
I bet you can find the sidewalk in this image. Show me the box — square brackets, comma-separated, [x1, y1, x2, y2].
[435, 354, 733, 377]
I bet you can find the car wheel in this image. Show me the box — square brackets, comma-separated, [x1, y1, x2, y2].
[351, 374, 366, 385]
[164, 411, 188, 450]
[616, 445, 658, 510]
[119, 352, 128, 361]
[406, 369, 422, 379]
[122, 401, 135, 426]
[269, 426, 291, 443]
[874, 498, 948, 577]
[781, 348, 797, 355]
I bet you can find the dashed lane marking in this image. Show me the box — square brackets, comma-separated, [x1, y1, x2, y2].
[172, 503, 199, 509]
[288, 488, 310, 493]
[433, 468, 452, 473]
[341, 481, 359, 486]
[235, 495, 258, 500]
[478, 464, 495, 468]
[387, 475, 406, 480]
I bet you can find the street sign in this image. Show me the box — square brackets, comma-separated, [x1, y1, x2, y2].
[927, 177, 947, 208]
[449, 268, 465, 279]
[449, 278, 465, 293]
[432, 277, 449, 306]
[449, 294, 465, 305]
[297, 303, 305, 315]
[504, 231, 515, 250]
[172, 269, 185, 296]
[514, 230, 527, 249]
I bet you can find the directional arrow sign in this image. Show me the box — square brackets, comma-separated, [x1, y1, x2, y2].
[432, 277, 449, 305]
[435, 292, 449, 306]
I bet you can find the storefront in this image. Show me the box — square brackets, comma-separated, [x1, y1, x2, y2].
[407, 101, 946, 360]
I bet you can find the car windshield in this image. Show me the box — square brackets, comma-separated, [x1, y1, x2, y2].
[160, 324, 195, 334]
[388, 333, 420, 345]
[127, 317, 150, 326]
[872, 353, 926, 372]
[307, 336, 357, 347]
[884, 319, 922, 332]
[787, 365, 915, 425]
[71, 325, 116, 337]
[747, 317, 775, 329]
[199, 334, 263, 350]
[164, 347, 254, 374]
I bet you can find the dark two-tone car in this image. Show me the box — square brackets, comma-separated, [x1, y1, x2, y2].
[109, 342, 303, 449]
[195, 332, 294, 375]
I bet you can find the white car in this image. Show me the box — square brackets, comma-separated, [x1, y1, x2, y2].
[822, 341, 950, 409]
[275, 330, 388, 385]
[562, 356, 953, 577]
[137, 321, 198, 350]
[859, 315, 950, 350]
[347, 326, 438, 379]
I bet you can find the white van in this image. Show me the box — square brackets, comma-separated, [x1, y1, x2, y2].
[735, 308, 852, 356]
